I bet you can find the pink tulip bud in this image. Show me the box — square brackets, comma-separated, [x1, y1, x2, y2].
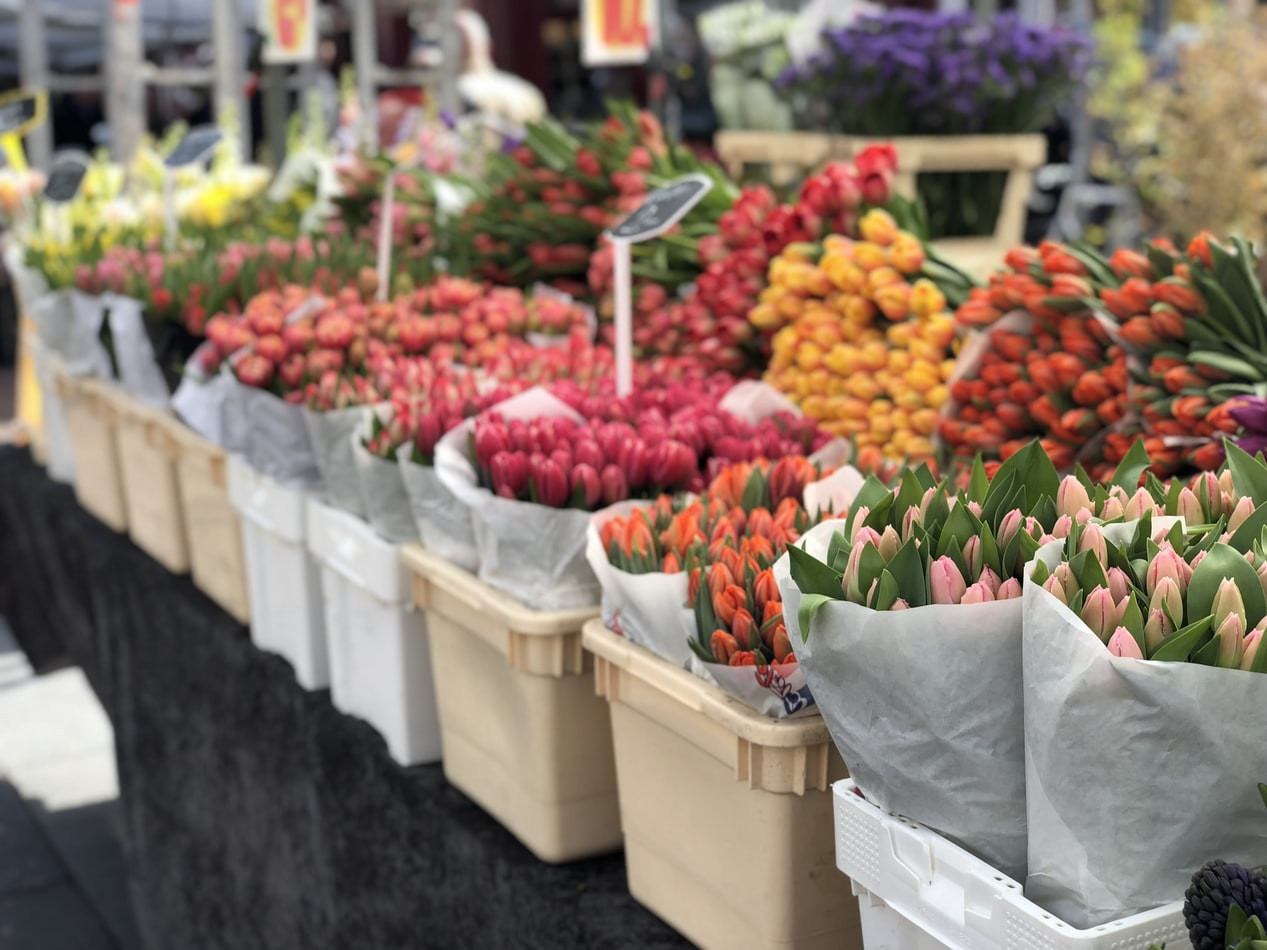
[1051, 563, 1079, 603]
[1146, 546, 1191, 598]
[1215, 612, 1246, 668]
[600, 464, 628, 506]
[473, 420, 510, 465]
[571, 463, 603, 509]
[1211, 577, 1248, 629]
[489, 451, 528, 498]
[1190, 471, 1221, 519]
[1148, 575, 1183, 626]
[1042, 573, 1069, 605]
[1219, 469, 1236, 498]
[1106, 567, 1131, 604]
[1080, 586, 1123, 643]
[967, 500, 983, 518]
[649, 439, 697, 491]
[1057, 476, 1093, 519]
[1051, 514, 1074, 539]
[574, 438, 605, 471]
[996, 577, 1022, 600]
[891, 598, 910, 610]
[1241, 628, 1263, 671]
[854, 526, 882, 550]
[918, 488, 937, 519]
[1257, 562, 1267, 604]
[998, 509, 1024, 549]
[901, 506, 921, 542]
[961, 581, 995, 605]
[929, 557, 967, 606]
[879, 526, 900, 562]
[962, 536, 984, 580]
[1099, 496, 1125, 521]
[847, 508, 871, 544]
[978, 566, 1002, 595]
[533, 458, 570, 508]
[1077, 523, 1108, 566]
[1176, 487, 1203, 524]
[1108, 626, 1145, 659]
[1123, 488, 1158, 521]
[1143, 607, 1173, 652]
[1227, 496, 1256, 534]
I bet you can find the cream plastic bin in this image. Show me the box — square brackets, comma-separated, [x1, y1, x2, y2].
[167, 423, 250, 623]
[833, 781, 1187, 950]
[584, 621, 860, 950]
[228, 455, 327, 688]
[400, 544, 618, 863]
[59, 371, 128, 532]
[114, 391, 190, 573]
[29, 337, 75, 482]
[308, 498, 440, 765]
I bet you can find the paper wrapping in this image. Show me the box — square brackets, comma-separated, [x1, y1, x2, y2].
[304, 405, 373, 518]
[221, 377, 322, 490]
[434, 387, 599, 610]
[170, 345, 236, 446]
[351, 424, 418, 543]
[688, 652, 817, 719]
[777, 520, 1028, 881]
[584, 501, 693, 667]
[27, 289, 110, 377]
[104, 294, 171, 408]
[1023, 540, 1267, 928]
[397, 447, 479, 572]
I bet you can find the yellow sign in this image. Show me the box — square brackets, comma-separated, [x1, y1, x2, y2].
[259, 0, 317, 64]
[0, 90, 47, 174]
[582, 0, 657, 67]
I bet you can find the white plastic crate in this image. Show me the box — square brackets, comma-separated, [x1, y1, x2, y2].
[833, 781, 1187, 950]
[307, 498, 441, 766]
[227, 455, 328, 690]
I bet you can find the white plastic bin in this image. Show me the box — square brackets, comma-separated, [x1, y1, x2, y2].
[308, 497, 441, 766]
[833, 781, 1188, 950]
[228, 455, 328, 689]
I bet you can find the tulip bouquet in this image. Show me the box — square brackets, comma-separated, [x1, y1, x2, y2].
[780, 439, 1095, 881]
[1022, 485, 1267, 928]
[752, 208, 971, 461]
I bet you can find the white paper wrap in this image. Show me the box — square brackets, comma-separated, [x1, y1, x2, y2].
[221, 376, 322, 489]
[170, 345, 236, 445]
[584, 501, 693, 666]
[434, 387, 599, 610]
[304, 405, 373, 518]
[27, 288, 110, 377]
[397, 446, 479, 572]
[1023, 540, 1267, 928]
[104, 294, 170, 408]
[717, 378, 801, 423]
[351, 420, 418, 543]
[777, 520, 1028, 881]
[688, 652, 818, 719]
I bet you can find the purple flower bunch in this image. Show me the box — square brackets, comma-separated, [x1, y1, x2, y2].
[782, 11, 1092, 136]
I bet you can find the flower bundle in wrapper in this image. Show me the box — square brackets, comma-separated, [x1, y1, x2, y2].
[103, 293, 171, 408]
[780, 440, 1108, 881]
[1023, 498, 1267, 928]
[352, 407, 418, 543]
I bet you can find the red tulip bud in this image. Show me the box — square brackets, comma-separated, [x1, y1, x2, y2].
[490, 451, 528, 498]
[533, 458, 570, 508]
[600, 464, 628, 506]
[571, 463, 603, 509]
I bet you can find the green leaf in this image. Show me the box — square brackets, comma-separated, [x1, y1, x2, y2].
[1146, 242, 1175, 277]
[1192, 630, 1222, 667]
[1259, 783, 1267, 809]
[1254, 634, 1267, 674]
[1030, 558, 1051, 587]
[853, 475, 895, 513]
[938, 500, 982, 559]
[942, 535, 968, 581]
[1030, 495, 1059, 535]
[893, 470, 925, 523]
[980, 523, 1002, 577]
[1120, 594, 1146, 655]
[1225, 441, 1267, 504]
[923, 490, 951, 537]
[1191, 351, 1266, 383]
[796, 594, 834, 642]
[827, 532, 848, 572]
[911, 462, 939, 491]
[857, 544, 889, 604]
[1227, 904, 1250, 945]
[1189, 543, 1267, 628]
[981, 473, 1018, 531]
[888, 537, 928, 607]
[1073, 549, 1109, 592]
[1112, 439, 1152, 492]
[740, 464, 768, 513]
[1150, 615, 1213, 662]
[873, 570, 900, 611]
[788, 544, 844, 598]
[967, 455, 989, 505]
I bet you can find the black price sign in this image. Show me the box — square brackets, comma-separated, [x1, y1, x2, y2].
[164, 126, 223, 169]
[607, 173, 713, 243]
[44, 152, 91, 203]
[0, 91, 45, 138]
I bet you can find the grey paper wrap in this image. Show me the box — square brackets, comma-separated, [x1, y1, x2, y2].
[221, 379, 322, 489]
[352, 434, 418, 543]
[777, 520, 1028, 881]
[303, 405, 372, 518]
[397, 447, 479, 572]
[1023, 542, 1267, 928]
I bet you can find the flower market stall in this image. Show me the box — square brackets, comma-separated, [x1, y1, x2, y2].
[4, 30, 1267, 947]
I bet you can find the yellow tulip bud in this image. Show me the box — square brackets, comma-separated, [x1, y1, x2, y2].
[889, 232, 927, 275]
[859, 208, 899, 247]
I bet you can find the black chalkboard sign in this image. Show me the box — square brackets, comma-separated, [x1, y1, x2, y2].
[44, 152, 90, 203]
[0, 92, 42, 138]
[164, 126, 223, 169]
[607, 173, 713, 243]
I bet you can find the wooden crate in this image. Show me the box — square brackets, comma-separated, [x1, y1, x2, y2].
[114, 393, 191, 573]
[57, 372, 128, 532]
[714, 131, 1047, 275]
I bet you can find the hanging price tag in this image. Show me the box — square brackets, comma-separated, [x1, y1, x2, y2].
[375, 167, 399, 303]
[604, 173, 713, 396]
[0, 90, 47, 175]
[162, 126, 223, 250]
[44, 151, 91, 203]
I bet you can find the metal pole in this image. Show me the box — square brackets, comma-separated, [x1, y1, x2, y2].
[437, 0, 460, 116]
[17, 3, 53, 169]
[105, 0, 145, 164]
[264, 64, 288, 167]
[351, 0, 378, 150]
[212, 0, 249, 156]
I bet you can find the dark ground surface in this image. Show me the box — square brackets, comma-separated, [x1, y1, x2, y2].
[0, 446, 689, 950]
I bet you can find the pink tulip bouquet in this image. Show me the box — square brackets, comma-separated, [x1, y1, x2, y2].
[1022, 467, 1267, 929]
